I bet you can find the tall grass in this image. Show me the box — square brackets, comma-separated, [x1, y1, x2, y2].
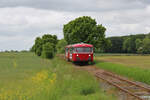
[96, 61, 150, 85]
[95, 53, 150, 57]
[0, 52, 116, 100]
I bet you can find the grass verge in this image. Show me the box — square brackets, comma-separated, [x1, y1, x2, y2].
[96, 61, 150, 85]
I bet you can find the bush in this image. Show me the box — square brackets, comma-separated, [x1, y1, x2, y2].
[36, 48, 42, 56]
[80, 87, 95, 96]
[42, 43, 54, 59]
[142, 37, 150, 54]
[32, 34, 58, 57]
[56, 39, 67, 53]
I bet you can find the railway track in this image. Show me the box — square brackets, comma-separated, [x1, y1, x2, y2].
[78, 66, 150, 100]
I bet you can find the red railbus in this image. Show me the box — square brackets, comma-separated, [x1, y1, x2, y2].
[65, 43, 93, 62]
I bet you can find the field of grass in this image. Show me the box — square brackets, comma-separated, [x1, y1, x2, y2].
[95, 55, 150, 85]
[95, 55, 150, 69]
[0, 52, 115, 100]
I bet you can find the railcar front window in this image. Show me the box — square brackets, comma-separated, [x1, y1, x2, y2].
[76, 47, 92, 53]
[76, 48, 84, 52]
[84, 48, 91, 52]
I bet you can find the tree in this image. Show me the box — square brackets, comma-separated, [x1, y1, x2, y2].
[107, 33, 147, 53]
[142, 37, 150, 54]
[123, 38, 131, 53]
[30, 44, 35, 52]
[135, 39, 142, 50]
[63, 16, 106, 50]
[135, 39, 143, 53]
[107, 37, 124, 53]
[32, 34, 58, 57]
[99, 38, 112, 53]
[56, 39, 67, 53]
[128, 35, 136, 53]
[34, 37, 43, 56]
[123, 36, 136, 53]
[146, 33, 150, 38]
[42, 34, 58, 51]
[42, 43, 54, 59]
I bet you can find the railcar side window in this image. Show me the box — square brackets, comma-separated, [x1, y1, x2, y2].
[73, 48, 76, 53]
[91, 48, 93, 52]
[65, 48, 68, 52]
[70, 48, 73, 54]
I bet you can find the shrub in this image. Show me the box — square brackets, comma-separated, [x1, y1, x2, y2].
[56, 39, 67, 53]
[32, 34, 58, 57]
[42, 43, 54, 59]
[36, 48, 42, 56]
[80, 87, 95, 96]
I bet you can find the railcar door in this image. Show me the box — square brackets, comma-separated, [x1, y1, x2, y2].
[65, 48, 68, 59]
[69, 48, 73, 60]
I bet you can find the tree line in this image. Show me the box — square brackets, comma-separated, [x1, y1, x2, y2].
[106, 33, 150, 54]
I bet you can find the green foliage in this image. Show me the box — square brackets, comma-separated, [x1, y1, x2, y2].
[146, 33, 150, 38]
[135, 39, 143, 53]
[30, 44, 35, 52]
[107, 37, 124, 53]
[42, 43, 54, 59]
[142, 37, 150, 54]
[123, 36, 136, 53]
[95, 39, 112, 53]
[135, 35, 150, 54]
[123, 37, 131, 53]
[56, 39, 67, 53]
[135, 39, 142, 50]
[63, 16, 108, 50]
[32, 34, 58, 58]
[42, 34, 57, 51]
[80, 87, 95, 96]
[107, 33, 148, 53]
[35, 37, 43, 56]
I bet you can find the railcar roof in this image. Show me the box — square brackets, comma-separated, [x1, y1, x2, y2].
[65, 45, 72, 48]
[66, 43, 93, 48]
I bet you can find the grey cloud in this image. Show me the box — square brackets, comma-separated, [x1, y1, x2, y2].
[0, 0, 149, 12]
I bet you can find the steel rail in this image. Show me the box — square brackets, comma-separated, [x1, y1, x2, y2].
[95, 72, 144, 100]
[103, 72, 150, 92]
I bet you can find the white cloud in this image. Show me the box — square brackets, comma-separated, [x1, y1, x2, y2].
[0, 7, 66, 36]
[0, 3, 150, 50]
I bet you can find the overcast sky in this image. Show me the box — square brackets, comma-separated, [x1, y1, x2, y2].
[0, 0, 150, 51]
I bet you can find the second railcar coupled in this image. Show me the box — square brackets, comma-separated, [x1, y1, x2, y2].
[65, 43, 93, 62]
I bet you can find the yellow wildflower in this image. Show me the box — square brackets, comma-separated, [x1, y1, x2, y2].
[32, 70, 48, 83]
[13, 60, 17, 68]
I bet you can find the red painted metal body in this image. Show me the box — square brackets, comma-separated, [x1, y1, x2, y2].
[65, 43, 93, 62]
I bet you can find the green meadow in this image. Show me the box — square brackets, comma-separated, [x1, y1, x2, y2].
[96, 55, 150, 85]
[0, 52, 115, 100]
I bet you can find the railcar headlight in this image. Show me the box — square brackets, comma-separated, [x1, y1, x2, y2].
[89, 54, 91, 56]
[77, 54, 79, 56]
